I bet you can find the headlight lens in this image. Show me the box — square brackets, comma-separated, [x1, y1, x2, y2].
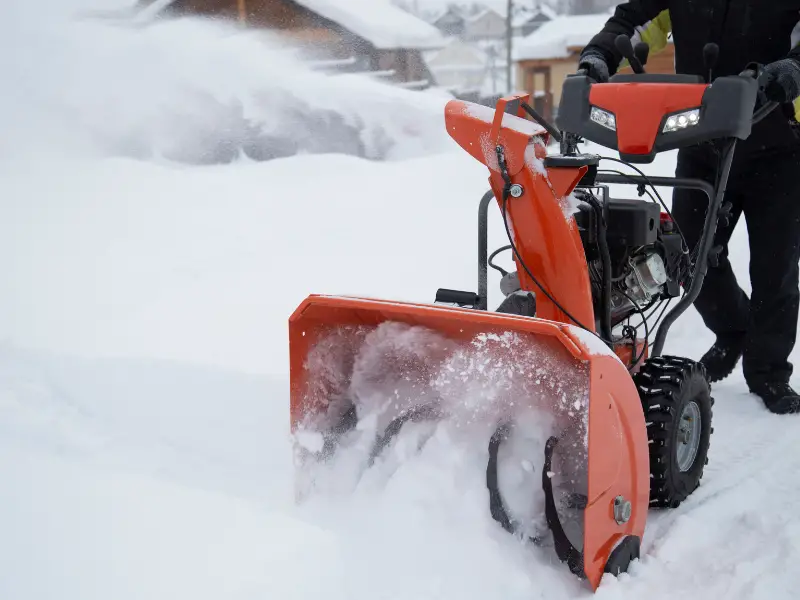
[590, 106, 616, 130]
[663, 108, 700, 133]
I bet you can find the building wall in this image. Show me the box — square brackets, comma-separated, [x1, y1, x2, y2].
[375, 49, 434, 84]
[426, 42, 486, 70]
[549, 59, 580, 107]
[167, 0, 330, 29]
[464, 11, 506, 41]
[167, 0, 235, 17]
[517, 56, 579, 117]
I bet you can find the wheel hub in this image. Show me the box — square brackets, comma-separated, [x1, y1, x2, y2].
[676, 400, 702, 472]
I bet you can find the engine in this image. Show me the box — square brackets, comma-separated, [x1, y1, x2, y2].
[610, 251, 668, 322]
[572, 190, 687, 328]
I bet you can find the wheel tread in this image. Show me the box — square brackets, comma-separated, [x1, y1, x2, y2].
[633, 355, 714, 509]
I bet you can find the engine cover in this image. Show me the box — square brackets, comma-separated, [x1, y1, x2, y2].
[575, 196, 661, 248]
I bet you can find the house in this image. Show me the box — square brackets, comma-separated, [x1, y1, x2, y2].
[424, 40, 488, 93]
[423, 38, 511, 99]
[512, 5, 556, 38]
[431, 5, 466, 37]
[513, 12, 613, 120]
[131, 0, 446, 86]
[463, 8, 507, 42]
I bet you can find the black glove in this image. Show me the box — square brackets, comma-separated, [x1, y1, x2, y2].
[758, 58, 800, 104]
[578, 52, 610, 83]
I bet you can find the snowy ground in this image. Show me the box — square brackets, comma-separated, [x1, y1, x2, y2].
[2, 3, 800, 600]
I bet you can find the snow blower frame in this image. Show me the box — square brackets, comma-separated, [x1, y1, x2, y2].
[289, 38, 777, 591]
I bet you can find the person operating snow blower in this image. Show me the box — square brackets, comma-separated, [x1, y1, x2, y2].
[577, 2, 800, 414]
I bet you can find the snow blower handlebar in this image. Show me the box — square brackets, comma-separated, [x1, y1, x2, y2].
[537, 42, 778, 357]
[557, 38, 778, 161]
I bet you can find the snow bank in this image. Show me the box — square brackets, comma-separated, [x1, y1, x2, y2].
[0, 151, 496, 377]
[0, 423, 340, 600]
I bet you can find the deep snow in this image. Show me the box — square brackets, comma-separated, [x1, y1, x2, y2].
[2, 2, 800, 600]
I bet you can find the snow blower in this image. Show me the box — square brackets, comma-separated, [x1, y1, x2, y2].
[288, 38, 776, 590]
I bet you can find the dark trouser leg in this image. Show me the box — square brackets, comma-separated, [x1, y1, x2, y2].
[739, 151, 800, 387]
[670, 149, 750, 339]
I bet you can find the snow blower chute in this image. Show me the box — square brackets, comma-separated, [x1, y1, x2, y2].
[289, 38, 774, 590]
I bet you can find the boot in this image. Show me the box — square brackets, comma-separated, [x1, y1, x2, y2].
[748, 381, 800, 415]
[699, 333, 746, 383]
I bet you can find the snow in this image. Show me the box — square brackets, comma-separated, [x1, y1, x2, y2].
[4, 2, 800, 599]
[132, 0, 177, 23]
[293, 0, 446, 50]
[565, 324, 624, 365]
[514, 12, 614, 61]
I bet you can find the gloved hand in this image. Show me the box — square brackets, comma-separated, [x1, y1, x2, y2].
[578, 52, 610, 83]
[758, 58, 800, 104]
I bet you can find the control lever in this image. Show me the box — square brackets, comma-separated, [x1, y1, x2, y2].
[633, 42, 649, 67]
[615, 34, 645, 74]
[703, 42, 719, 82]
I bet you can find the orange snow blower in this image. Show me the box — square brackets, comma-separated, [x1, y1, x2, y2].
[289, 38, 775, 590]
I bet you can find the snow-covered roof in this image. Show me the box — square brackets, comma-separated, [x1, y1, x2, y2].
[535, 5, 559, 20]
[513, 12, 613, 61]
[465, 8, 504, 23]
[293, 0, 446, 50]
[131, 0, 445, 50]
[513, 4, 558, 27]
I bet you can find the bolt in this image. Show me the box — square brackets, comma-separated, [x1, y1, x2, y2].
[613, 495, 632, 524]
[509, 184, 524, 198]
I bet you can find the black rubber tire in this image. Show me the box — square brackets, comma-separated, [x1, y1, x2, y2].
[633, 355, 714, 508]
[603, 535, 641, 577]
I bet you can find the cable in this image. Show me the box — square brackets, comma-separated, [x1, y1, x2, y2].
[494, 144, 606, 340]
[643, 298, 665, 323]
[618, 287, 650, 369]
[488, 245, 512, 276]
[596, 169, 659, 205]
[647, 298, 673, 346]
[499, 190, 610, 344]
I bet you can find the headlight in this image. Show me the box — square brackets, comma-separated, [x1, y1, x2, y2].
[590, 106, 616, 130]
[663, 108, 700, 133]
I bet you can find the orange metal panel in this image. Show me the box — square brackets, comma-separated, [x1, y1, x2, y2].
[590, 83, 707, 156]
[445, 98, 596, 328]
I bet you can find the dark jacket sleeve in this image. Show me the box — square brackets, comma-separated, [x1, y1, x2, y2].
[581, 0, 670, 74]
